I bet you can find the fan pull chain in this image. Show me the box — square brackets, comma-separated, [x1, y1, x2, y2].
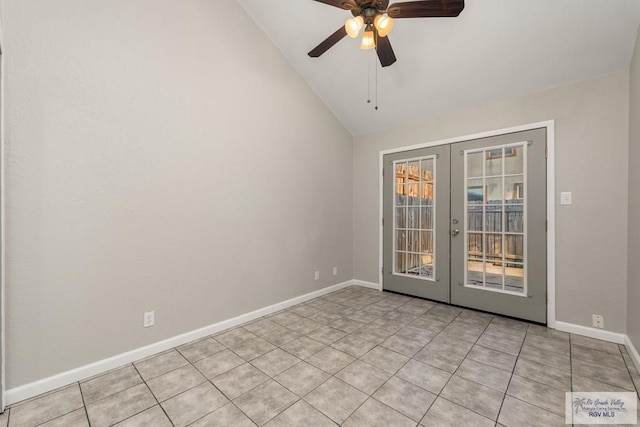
[365, 39, 379, 111]
[375, 46, 379, 111]
[367, 47, 371, 105]
[365, 32, 378, 111]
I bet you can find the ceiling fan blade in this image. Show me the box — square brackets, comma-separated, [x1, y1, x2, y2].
[387, 0, 464, 18]
[313, 0, 358, 10]
[376, 33, 397, 67]
[308, 26, 348, 58]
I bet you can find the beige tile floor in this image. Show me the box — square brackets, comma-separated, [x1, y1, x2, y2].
[2, 285, 639, 426]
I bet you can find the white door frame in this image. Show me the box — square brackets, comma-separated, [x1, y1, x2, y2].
[378, 120, 556, 328]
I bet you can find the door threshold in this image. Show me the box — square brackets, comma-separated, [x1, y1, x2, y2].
[381, 288, 547, 327]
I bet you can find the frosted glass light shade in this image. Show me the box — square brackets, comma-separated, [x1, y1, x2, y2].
[374, 14, 394, 37]
[345, 16, 364, 38]
[360, 29, 376, 49]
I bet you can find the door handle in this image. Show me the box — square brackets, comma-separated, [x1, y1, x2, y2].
[451, 229, 460, 236]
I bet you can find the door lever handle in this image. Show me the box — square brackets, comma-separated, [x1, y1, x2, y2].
[451, 229, 460, 236]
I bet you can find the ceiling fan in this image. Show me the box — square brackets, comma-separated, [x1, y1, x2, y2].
[308, 0, 464, 67]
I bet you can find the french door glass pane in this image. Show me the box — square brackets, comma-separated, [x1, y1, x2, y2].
[421, 183, 434, 204]
[485, 262, 504, 289]
[421, 207, 433, 229]
[486, 208, 502, 232]
[395, 252, 405, 273]
[505, 176, 524, 200]
[506, 264, 524, 292]
[420, 255, 434, 278]
[505, 206, 523, 232]
[395, 186, 406, 206]
[468, 178, 483, 203]
[468, 233, 483, 255]
[421, 159, 434, 180]
[396, 163, 407, 182]
[408, 231, 420, 252]
[486, 178, 502, 203]
[395, 230, 406, 251]
[467, 152, 483, 178]
[420, 230, 434, 252]
[467, 259, 483, 286]
[395, 207, 406, 228]
[505, 149, 524, 175]
[464, 144, 527, 295]
[393, 156, 436, 280]
[486, 150, 503, 176]
[408, 207, 419, 228]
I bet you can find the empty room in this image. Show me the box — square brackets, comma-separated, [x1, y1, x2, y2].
[0, 0, 639, 426]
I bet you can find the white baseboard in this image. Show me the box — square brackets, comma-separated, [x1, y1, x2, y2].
[351, 280, 381, 290]
[625, 335, 640, 374]
[554, 321, 626, 344]
[5, 280, 355, 406]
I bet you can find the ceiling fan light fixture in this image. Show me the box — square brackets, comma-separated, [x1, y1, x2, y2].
[345, 16, 364, 38]
[360, 27, 376, 50]
[374, 14, 394, 37]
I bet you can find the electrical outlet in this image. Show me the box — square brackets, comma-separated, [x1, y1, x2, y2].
[314, 271, 319, 281]
[144, 311, 155, 328]
[592, 314, 604, 329]
[333, 266, 338, 276]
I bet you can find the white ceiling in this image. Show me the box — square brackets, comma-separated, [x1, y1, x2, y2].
[237, 0, 640, 135]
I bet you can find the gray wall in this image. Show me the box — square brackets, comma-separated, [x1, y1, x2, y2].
[2, 0, 353, 388]
[628, 26, 640, 351]
[354, 71, 630, 333]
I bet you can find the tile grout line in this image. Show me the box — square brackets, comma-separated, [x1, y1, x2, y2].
[23, 384, 87, 427]
[194, 292, 362, 425]
[357, 320, 441, 426]
[183, 345, 258, 425]
[372, 300, 512, 424]
[130, 362, 176, 427]
[76, 380, 92, 427]
[342, 315, 420, 421]
[569, 333, 574, 426]
[212, 298, 366, 426]
[206, 372, 260, 427]
[348, 301, 476, 423]
[334, 375, 414, 426]
[292, 292, 417, 424]
[570, 342, 638, 392]
[330, 299, 439, 426]
[618, 344, 640, 395]
[419, 309, 498, 425]
[258, 290, 383, 425]
[494, 328, 575, 419]
[492, 321, 528, 426]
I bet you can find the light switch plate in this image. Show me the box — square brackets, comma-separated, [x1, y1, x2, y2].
[560, 192, 572, 205]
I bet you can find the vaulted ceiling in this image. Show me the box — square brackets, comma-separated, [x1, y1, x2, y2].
[237, 0, 640, 135]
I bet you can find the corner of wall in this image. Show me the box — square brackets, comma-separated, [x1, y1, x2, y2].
[0, 10, 7, 412]
[627, 22, 640, 355]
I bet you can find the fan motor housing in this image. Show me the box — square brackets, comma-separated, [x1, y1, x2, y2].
[351, 1, 386, 18]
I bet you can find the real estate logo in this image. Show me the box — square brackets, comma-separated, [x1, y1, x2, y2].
[566, 392, 637, 424]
